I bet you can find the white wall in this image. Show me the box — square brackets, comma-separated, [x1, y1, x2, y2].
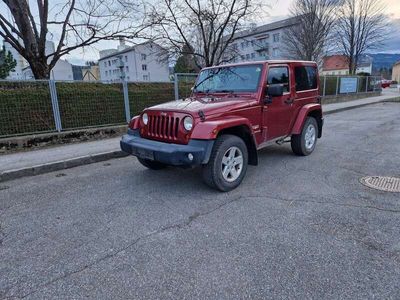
[22, 59, 73, 80]
[50, 59, 73, 80]
[4, 40, 73, 80]
[99, 43, 169, 82]
[321, 64, 372, 76]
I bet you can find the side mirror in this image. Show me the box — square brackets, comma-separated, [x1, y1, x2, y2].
[267, 84, 284, 97]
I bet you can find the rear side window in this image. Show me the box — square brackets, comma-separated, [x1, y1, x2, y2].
[267, 67, 289, 92]
[295, 66, 317, 91]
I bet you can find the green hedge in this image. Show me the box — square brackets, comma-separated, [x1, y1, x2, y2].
[56, 82, 126, 130]
[0, 81, 55, 136]
[0, 81, 196, 137]
[128, 81, 195, 116]
[0, 76, 377, 137]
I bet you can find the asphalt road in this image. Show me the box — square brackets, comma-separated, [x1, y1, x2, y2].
[1, 102, 400, 299]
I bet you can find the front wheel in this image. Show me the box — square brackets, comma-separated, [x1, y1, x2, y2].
[137, 158, 167, 170]
[202, 135, 248, 192]
[291, 117, 318, 156]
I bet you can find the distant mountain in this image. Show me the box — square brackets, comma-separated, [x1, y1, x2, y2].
[367, 53, 400, 71]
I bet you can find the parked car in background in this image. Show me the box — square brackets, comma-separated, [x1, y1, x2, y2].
[121, 61, 324, 191]
[381, 79, 393, 88]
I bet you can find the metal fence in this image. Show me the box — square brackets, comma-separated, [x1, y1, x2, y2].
[174, 73, 198, 100]
[0, 74, 381, 138]
[320, 75, 382, 96]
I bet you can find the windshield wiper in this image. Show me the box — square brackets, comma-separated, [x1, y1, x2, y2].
[193, 68, 222, 93]
[213, 90, 239, 97]
[214, 89, 235, 93]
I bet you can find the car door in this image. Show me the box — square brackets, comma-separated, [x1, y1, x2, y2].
[262, 64, 295, 141]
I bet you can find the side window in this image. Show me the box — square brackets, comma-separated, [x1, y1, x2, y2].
[267, 67, 289, 93]
[295, 66, 317, 91]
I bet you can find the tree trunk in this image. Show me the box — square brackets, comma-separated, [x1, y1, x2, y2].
[28, 58, 51, 79]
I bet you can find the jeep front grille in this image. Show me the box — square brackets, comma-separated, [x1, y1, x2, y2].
[147, 115, 180, 140]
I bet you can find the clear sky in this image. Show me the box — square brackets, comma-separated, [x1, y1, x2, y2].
[1, 0, 399, 64]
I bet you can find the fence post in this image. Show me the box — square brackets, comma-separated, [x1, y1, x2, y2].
[335, 76, 340, 95]
[122, 81, 131, 122]
[323, 76, 326, 96]
[174, 73, 179, 100]
[365, 77, 368, 93]
[49, 80, 62, 132]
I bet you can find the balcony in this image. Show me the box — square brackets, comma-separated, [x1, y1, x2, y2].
[253, 42, 269, 52]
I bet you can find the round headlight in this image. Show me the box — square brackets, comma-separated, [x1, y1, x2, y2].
[183, 116, 193, 131]
[142, 113, 148, 125]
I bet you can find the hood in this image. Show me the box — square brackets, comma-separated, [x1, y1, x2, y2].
[146, 96, 256, 117]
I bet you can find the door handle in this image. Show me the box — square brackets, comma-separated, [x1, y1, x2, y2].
[284, 98, 294, 105]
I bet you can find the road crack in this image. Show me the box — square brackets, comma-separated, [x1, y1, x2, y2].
[246, 194, 400, 214]
[12, 196, 243, 299]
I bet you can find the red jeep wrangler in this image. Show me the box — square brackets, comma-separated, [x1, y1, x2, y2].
[121, 61, 323, 191]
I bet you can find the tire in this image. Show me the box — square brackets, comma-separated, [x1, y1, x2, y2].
[291, 117, 318, 156]
[202, 134, 248, 192]
[137, 158, 167, 170]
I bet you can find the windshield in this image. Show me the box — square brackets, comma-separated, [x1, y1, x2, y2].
[194, 64, 263, 93]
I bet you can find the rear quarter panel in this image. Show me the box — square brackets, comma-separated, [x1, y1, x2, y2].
[291, 103, 322, 135]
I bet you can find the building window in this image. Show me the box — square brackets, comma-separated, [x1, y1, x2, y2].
[241, 42, 245, 49]
[108, 61, 111, 66]
[241, 55, 245, 61]
[273, 33, 280, 43]
[259, 49, 269, 57]
[143, 75, 149, 81]
[126, 66, 129, 72]
[125, 55, 128, 62]
[105, 71, 108, 77]
[141, 54, 147, 60]
[142, 64, 147, 71]
[104, 62, 107, 67]
[273, 48, 279, 57]
[251, 53, 255, 59]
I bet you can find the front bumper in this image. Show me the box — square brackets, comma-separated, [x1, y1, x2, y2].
[120, 129, 215, 166]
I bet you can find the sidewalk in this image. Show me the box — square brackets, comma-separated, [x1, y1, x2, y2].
[0, 138, 125, 182]
[1, 92, 399, 182]
[324, 90, 399, 114]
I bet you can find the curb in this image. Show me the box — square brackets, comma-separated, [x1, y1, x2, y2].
[324, 96, 400, 115]
[0, 96, 399, 183]
[0, 150, 128, 183]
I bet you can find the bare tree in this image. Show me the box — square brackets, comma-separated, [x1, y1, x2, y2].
[0, 0, 150, 79]
[149, 0, 264, 69]
[283, 0, 337, 64]
[336, 0, 386, 74]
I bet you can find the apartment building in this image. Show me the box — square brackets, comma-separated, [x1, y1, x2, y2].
[98, 41, 169, 82]
[222, 17, 299, 63]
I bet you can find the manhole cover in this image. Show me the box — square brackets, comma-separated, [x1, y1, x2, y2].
[360, 176, 400, 193]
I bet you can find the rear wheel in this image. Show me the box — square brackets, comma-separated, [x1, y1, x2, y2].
[202, 135, 248, 192]
[137, 158, 167, 170]
[291, 117, 318, 156]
